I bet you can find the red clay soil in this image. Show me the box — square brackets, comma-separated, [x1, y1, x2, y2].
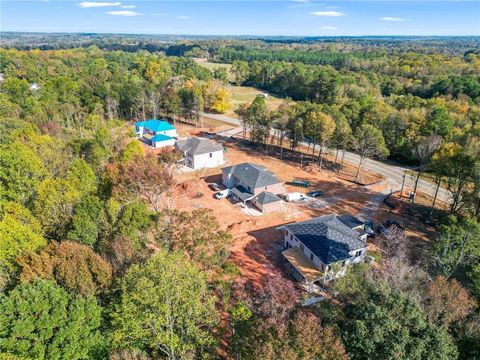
[172, 139, 395, 288]
[141, 121, 436, 287]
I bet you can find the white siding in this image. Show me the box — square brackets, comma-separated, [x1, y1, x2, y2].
[191, 150, 224, 170]
[222, 172, 233, 188]
[153, 139, 176, 148]
[136, 126, 176, 141]
[348, 248, 368, 264]
[158, 129, 177, 138]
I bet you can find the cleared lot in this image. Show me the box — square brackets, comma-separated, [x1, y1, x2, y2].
[164, 124, 437, 286]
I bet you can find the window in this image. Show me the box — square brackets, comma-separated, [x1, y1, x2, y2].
[310, 253, 314, 261]
[209, 153, 212, 158]
[355, 250, 362, 257]
[265, 186, 267, 190]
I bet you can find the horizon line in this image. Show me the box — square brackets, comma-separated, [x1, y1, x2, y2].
[1, 31, 480, 38]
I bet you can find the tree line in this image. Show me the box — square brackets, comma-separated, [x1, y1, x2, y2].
[0, 44, 479, 359]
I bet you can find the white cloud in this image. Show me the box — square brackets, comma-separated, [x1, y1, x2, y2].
[120, 4, 135, 8]
[381, 16, 406, 22]
[177, 15, 190, 20]
[310, 11, 346, 17]
[150, 13, 166, 16]
[77, 2, 121, 8]
[321, 26, 337, 30]
[106, 10, 142, 16]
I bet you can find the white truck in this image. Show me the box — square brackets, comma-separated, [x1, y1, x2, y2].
[215, 189, 231, 199]
[285, 192, 308, 202]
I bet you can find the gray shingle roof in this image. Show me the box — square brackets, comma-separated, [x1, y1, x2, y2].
[176, 137, 223, 156]
[223, 163, 281, 191]
[284, 214, 367, 265]
[337, 214, 364, 229]
[231, 186, 254, 202]
[255, 191, 282, 205]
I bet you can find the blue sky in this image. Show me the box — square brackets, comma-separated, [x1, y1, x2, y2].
[1, 1, 479, 36]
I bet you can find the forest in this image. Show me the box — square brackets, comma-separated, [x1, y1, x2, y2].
[0, 35, 479, 359]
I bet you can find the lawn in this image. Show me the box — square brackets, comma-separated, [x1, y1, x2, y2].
[194, 59, 234, 81]
[195, 60, 290, 118]
[225, 85, 288, 118]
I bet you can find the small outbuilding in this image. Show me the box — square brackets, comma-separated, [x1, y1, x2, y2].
[252, 191, 283, 214]
[175, 137, 224, 170]
[150, 133, 176, 148]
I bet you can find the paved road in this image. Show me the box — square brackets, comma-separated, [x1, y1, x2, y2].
[202, 112, 452, 204]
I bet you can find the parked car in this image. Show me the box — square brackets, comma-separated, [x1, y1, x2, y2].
[364, 220, 376, 238]
[307, 190, 324, 197]
[214, 189, 230, 199]
[286, 192, 308, 202]
[208, 183, 220, 191]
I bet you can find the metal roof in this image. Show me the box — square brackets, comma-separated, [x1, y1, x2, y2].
[222, 162, 281, 190]
[150, 133, 174, 142]
[254, 191, 282, 205]
[176, 137, 223, 156]
[284, 214, 367, 265]
[136, 119, 175, 133]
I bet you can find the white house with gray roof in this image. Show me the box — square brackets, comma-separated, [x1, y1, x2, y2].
[175, 137, 224, 170]
[282, 214, 368, 290]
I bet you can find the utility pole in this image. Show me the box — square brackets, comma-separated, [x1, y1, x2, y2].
[430, 176, 441, 217]
[412, 168, 422, 204]
[400, 170, 406, 198]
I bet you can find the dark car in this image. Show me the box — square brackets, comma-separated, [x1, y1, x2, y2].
[208, 183, 221, 191]
[307, 190, 324, 197]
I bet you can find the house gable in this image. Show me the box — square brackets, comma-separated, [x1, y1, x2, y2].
[222, 162, 281, 194]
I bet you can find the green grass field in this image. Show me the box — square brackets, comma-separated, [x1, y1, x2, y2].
[195, 60, 291, 118]
[194, 59, 234, 81]
[226, 85, 287, 117]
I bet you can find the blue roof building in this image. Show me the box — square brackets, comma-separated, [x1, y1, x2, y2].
[150, 133, 174, 142]
[135, 119, 177, 148]
[135, 119, 176, 133]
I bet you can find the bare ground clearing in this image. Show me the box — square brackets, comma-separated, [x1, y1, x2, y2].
[161, 123, 437, 287]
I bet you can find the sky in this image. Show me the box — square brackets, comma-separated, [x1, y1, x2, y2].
[1, 0, 479, 36]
